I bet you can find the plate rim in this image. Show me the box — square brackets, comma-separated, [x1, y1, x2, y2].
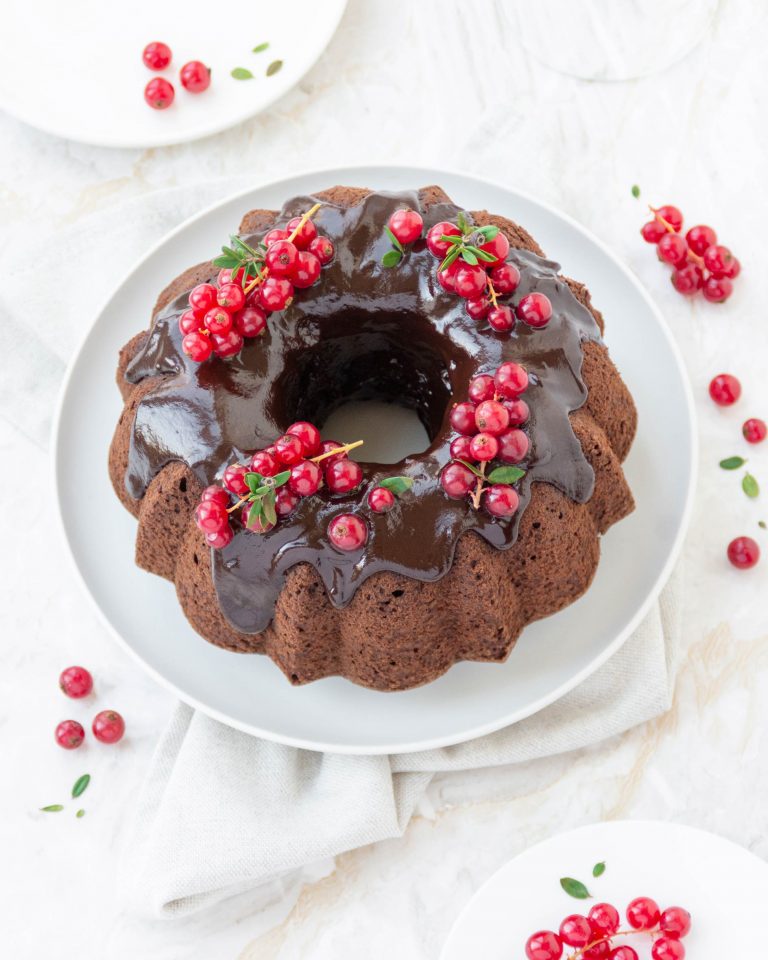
[0, 0, 348, 149]
[51, 163, 698, 754]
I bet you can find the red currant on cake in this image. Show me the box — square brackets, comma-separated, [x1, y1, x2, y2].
[368, 486, 396, 513]
[223, 463, 250, 496]
[449, 436, 474, 461]
[475, 400, 510, 435]
[626, 897, 660, 930]
[195, 499, 229, 534]
[479, 229, 510, 264]
[234, 306, 267, 338]
[206, 525, 233, 548]
[388, 208, 423, 245]
[325, 458, 363, 494]
[495, 361, 529, 398]
[468, 375, 496, 404]
[217, 283, 246, 312]
[517, 292, 553, 328]
[204, 307, 233, 336]
[286, 421, 322, 456]
[274, 434, 304, 466]
[264, 228, 289, 247]
[92, 710, 125, 744]
[466, 296, 491, 320]
[258, 277, 294, 312]
[212, 329, 244, 358]
[288, 460, 322, 496]
[318, 440, 348, 467]
[142, 41, 172, 70]
[201, 485, 230, 507]
[440, 462, 476, 499]
[484, 484, 519, 517]
[55, 719, 85, 750]
[525, 930, 563, 960]
[503, 398, 530, 425]
[727, 536, 760, 569]
[497, 428, 530, 463]
[144, 77, 175, 109]
[309, 236, 335, 265]
[426, 221, 461, 257]
[743, 417, 767, 443]
[265, 240, 299, 276]
[291, 251, 322, 288]
[489, 261, 521, 294]
[189, 283, 218, 312]
[437, 261, 461, 293]
[469, 432, 499, 461]
[454, 264, 488, 299]
[708, 373, 741, 406]
[179, 60, 211, 93]
[59, 666, 93, 699]
[286, 216, 318, 250]
[275, 487, 300, 517]
[488, 305, 515, 332]
[450, 402, 478, 436]
[328, 514, 368, 551]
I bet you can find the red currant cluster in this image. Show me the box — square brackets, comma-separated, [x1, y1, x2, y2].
[383, 208, 553, 333]
[440, 362, 530, 517]
[526, 897, 691, 960]
[55, 666, 125, 749]
[181, 206, 334, 363]
[142, 42, 211, 110]
[641, 205, 741, 302]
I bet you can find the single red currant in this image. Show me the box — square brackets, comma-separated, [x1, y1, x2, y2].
[142, 41, 172, 71]
[437, 260, 461, 293]
[727, 536, 760, 569]
[325, 458, 363, 493]
[671, 264, 704, 296]
[183, 331, 213, 362]
[722, 256, 741, 279]
[195, 499, 228, 534]
[273, 434, 304, 466]
[466, 296, 491, 320]
[703, 244, 735, 277]
[609, 948, 638, 960]
[217, 267, 247, 286]
[201, 485, 230, 507]
[275, 486, 300, 517]
[388, 208, 423, 245]
[92, 710, 125, 744]
[626, 897, 660, 930]
[641, 220, 667, 244]
[503, 398, 530, 425]
[440, 462, 476, 498]
[450, 436, 474, 461]
[685, 224, 717, 255]
[708, 373, 741, 406]
[234, 306, 267, 338]
[291, 251, 322, 288]
[517, 292, 553, 328]
[55, 719, 85, 749]
[258, 276, 294, 312]
[206, 525, 233, 549]
[454, 263, 488, 299]
[475, 400, 510, 435]
[469, 432, 499, 461]
[657, 233, 688, 267]
[264, 228, 289, 247]
[179, 60, 211, 93]
[583, 943, 611, 960]
[489, 261, 521, 294]
[487, 305, 515, 332]
[265, 239, 299, 276]
[368, 486, 396, 513]
[497, 428, 529, 463]
[328, 514, 368, 551]
[59, 666, 93, 699]
[484, 483, 519, 517]
[468, 374, 496, 404]
[479, 230, 510, 264]
[286, 421, 322, 457]
[189, 283, 218, 312]
[204, 307, 233, 337]
[288, 460, 322, 497]
[659, 906, 691, 939]
[250, 450, 280, 477]
[318, 440, 348, 466]
[241, 510, 274, 534]
[495, 361, 529, 398]
[308, 236, 335, 265]
[651, 938, 685, 960]
[450, 402, 479, 436]
[559, 915, 592, 948]
[217, 282, 246, 312]
[286, 216, 318, 250]
[589, 903, 620, 936]
[211, 329, 244, 358]
[743, 417, 767, 443]
[525, 930, 563, 960]
[702, 276, 733, 303]
[223, 464, 250, 496]
[426, 221, 461, 257]
[179, 309, 202, 335]
[655, 205, 683, 231]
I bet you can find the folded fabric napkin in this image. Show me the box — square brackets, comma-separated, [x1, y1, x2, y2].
[3, 183, 682, 919]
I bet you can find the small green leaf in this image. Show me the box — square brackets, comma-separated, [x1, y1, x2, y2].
[560, 877, 591, 900]
[592, 861, 606, 878]
[272, 470, 291, 488]
[72, 774, 90, 799]
[262, 491, 277, 526]
[40, 804, 64, 813]
[439, 245, 462, 272]
[457, 459, 485, 479]
[487, 465, 526, 484]
[246, 501, 263, 530]
[440, 234, 462, 246]
[245, 472, 264, 494]
[631, 184, 641, 198]
[461, 248, 478, 266]
[720, 456, 746, 470]
[231, 67, 254, 80]
[213, 254, 240, 270]
[381, 250, 402, 268]
[385, 226, 404, 253]
[477, 224, 500, 240]
[743, 473, 760, 498]
[380, 476, 414, 496]
[76, 809, 86, 818]
[457, 211, 471, 234]
[266, 59, 283, 77]
[759, 520, 767, 530]
[252, 42, 270, 53]
[469, 246, 497, 263]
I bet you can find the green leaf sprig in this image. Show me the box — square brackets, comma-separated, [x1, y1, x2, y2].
[381, 226, 406, 268]
[241, 469, 291, 531]
[379, 476, 414, 497]
[455, 459, 527, 511]
[213, 235, 267, 285]
[437, 211, 500, 273]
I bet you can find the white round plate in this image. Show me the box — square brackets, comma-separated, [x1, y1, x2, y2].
[1, 0, 347, 148]
[53, 165, 695, 754]
[441, 820, 767, 958]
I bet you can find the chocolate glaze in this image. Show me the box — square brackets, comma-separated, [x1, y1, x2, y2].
[124, 190, 599, 633]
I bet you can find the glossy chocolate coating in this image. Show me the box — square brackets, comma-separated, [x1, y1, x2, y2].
[124, 190, 599, 633]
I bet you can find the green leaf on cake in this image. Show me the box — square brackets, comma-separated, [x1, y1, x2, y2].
[456, 211, 471, 234]
[719, 456, 746, 470]
[487, 466, 526, 484]
[71, 774, 90, 799]
[460, 248, 478, 266]
[231, 67, 254, 80]
[245, 472, 264, 494]
[439, 245, 462, 272]
[266, 60, 283, 77]
[381, 250, 402, 268]
[380, 476, 414, 496]
[560, 877, 591, 900]
[468, 245, 497, 263]
[456, 459, 485, 479]
[385, 226, 404, 254]
[477, 224, 499, 240]
[262, 492, 277, 527]
[272, 470, 291, 488]
[743, 473, 760, 498]
[246, 501, 263, 530]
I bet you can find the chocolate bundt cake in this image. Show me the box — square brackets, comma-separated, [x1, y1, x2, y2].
[109, 185, 636, 691]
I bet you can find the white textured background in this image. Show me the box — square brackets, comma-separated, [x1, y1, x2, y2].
[1, 1, 767, 957]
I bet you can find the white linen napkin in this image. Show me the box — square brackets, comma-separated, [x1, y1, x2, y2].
[1, 183, 683, 919]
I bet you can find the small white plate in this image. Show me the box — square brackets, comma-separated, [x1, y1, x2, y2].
[441, 820, 768, 958]
[53, 165, 696, 754]
[1, 0, 347, 148]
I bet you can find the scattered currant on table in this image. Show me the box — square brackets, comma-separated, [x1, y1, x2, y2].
[727, 535, 760, 569]
[640, 204, 741, 301]
[55, 719, 85, 750]
[142, 41, 172, 70]
[708, 373, 741, 406]
[440, 361, 530, 516]
[92, 710, 125, 744]
[144, 77, 175, 109]
[743, 417, 766, 443]
[180, 60, 211, 93]
[59, 665, 93, 699]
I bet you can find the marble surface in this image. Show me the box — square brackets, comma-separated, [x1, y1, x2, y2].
[1, 0, 767, 956]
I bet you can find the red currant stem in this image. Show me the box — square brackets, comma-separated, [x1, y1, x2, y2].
[686, 248, 705, 267]
[570, 927, 655, 960]
[227, 495, 250, 514]
[648, 205, 675, 234]
[243, 202, 323, 295]
[470, 461, 487, 510]
[310, 439, 364, 463]
[487, 277, 499, 308]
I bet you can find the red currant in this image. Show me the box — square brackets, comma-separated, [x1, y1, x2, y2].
[201, 485, 230, 507]
[264, 228, 289, 247]
[326, 458, 363, 493]
[388, 208, 423, 245]
[258, 277, 294, 312]
[488, 305, 515, 332]
[651, 938, 685, 960]
[217, 266, 248, 286]
[59, 666, 93, 699]
[609, 948, 638, 960]
[318, 440, 348, 466]
[55, 719, 85, 749]
[450, 402, 478, 436]
[655, 205, 683, 231]
[626, 897, 660, 930]
[659, 906, 691, 939]
[142, 41, 172, 70]
[288, 460, 322, 497]
[242, 510, 274, 534]
[216, 283, 245, 312]
[475, 400, 509, 435]
[468, 374, 496, 404]
[743, 417, 767, 443]
[274, 434, 304, 466]
[189, 283, 218, 312]
[479, 230, 510, 264]
[368, 486, 396, 513]
[498, 428, 529, 463]
[249, 450, 280, 477]
[517, 292, 553, 328]
[657, 233, 688, 267]
[722, 256, 741, 279]
[559, 915, 592, 948]
[671, 264, 704, 296]
[265, 239, 299, 276]
[195, 499, 228, 534]
[489, 261, 521, 294]
[426, 221, 461, 257]
[286, 421, 321, 456]
[727, 536, 760, 569]
[92, 710, 125, 744]
[589, 903, 620, 936]
[308, 236, 335, 265]
[234, 306, 267, 338]
[291, 251, 322, 288]
[504, 398, 530, 425]
[454, 264, 488, 299]
[469, 432, 498, 461]
[685, 224, 717, 255]
[495, 361, 529, 398]
[275, 486, 300, 517]
[484, 483, 519, 517]
[525, 931, 563, 960]
[204, 307, 233, 337]
[440, 462, 476, 498]
[286, 216, 318, 250]
[709, 373, 741, 406]
[583, 943, 611, 959]
[211, 329, 244, 358]
[466, 296, 491, 320]
[179, 60, 210, 93]
[145, 77, 175, 109]
[206, 526, 233, 549]
[183, 331, 213, 362]
[223, 464, 250, 496]
[437, 260, 461, 292]
[179, 309, 202, 335]
[703, 244, 735, 277]
[641, 220, 667, 244]
[450, 436, 474, 461]
[328, 514, 368, 551]
[702, 275, 733, 303]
